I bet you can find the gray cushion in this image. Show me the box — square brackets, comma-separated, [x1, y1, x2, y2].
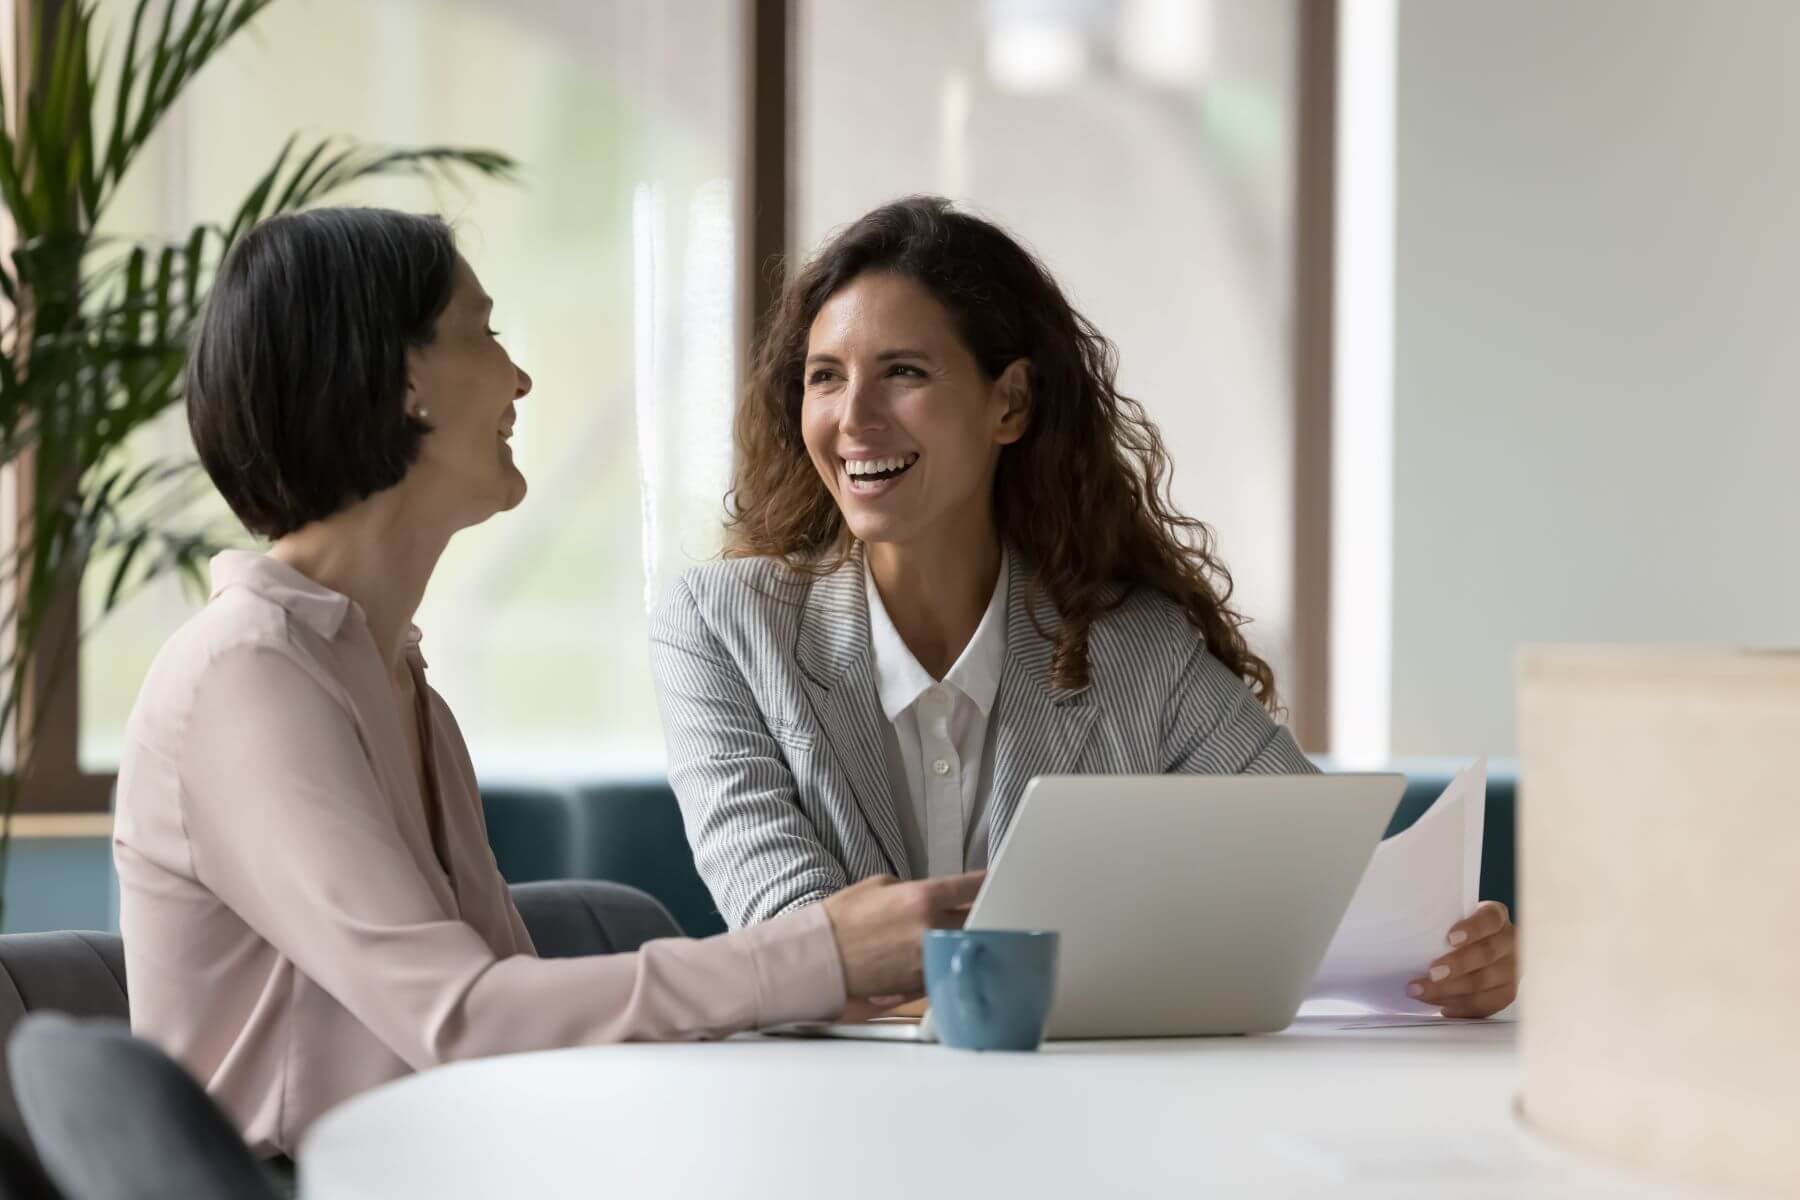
[0, 933, 128, 1157]
[10, 1015, 276, 1200]
[509, 880, 684, 958]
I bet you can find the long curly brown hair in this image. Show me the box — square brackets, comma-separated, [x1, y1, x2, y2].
[726, 196, 1277, 711]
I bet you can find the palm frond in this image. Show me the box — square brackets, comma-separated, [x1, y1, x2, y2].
[100, 0, 276, 210]
[225, 137, 520, 244]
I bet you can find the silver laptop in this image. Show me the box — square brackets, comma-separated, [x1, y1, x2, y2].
[770, 772, 1404, 1041]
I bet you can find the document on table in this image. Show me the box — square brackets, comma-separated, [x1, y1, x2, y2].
[1307, 758, 1487, 1015]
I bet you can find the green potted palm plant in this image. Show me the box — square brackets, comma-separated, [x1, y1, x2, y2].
[0, 0, 515, 921]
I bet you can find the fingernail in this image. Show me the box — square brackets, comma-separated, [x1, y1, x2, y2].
[1429, 965, 1451, 982]
[1448, 931, 1468, 947]
[1406, 983, 1425, 998]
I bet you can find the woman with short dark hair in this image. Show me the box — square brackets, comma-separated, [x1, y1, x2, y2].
[186, 207, 469, 538]
[653, 196, 1518, 1019]
[115, 207, 980, 1160]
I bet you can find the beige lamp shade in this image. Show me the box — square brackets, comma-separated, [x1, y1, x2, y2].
[1517, 646, 1800, 1195]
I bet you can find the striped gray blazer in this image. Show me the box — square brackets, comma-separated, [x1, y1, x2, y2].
[649, 547, 1316, 929]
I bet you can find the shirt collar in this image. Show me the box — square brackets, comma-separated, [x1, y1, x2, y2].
[864, 546, 1010, 722]
[207, 550, 427, 661]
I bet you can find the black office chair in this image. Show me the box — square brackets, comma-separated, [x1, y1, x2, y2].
[508, 879, 684, 958]
[11, 1015, 278, 1200]
[0, 933, 128, 1166]
[0, 880, 673, 1194]
[0, 1123, 63, 1200]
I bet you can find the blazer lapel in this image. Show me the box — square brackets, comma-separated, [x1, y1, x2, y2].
[986, 553, 1099, 859]
[794, 547, 912, 879]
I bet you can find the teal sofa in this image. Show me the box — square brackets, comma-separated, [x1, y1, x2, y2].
[482, 781, 730, 937]
[482, 763, 1518, 937]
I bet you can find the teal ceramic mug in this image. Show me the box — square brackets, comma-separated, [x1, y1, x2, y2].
[923, 929, 1060, 1051]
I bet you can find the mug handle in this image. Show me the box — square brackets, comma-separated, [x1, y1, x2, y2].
[949, 939, 990, 1022]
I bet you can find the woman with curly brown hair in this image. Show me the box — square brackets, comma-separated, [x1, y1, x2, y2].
[651, 196, 1517, 1019]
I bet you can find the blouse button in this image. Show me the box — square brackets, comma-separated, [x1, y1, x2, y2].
[932, 758, 951, 777]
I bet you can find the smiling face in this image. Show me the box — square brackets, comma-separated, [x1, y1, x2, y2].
[800, 271, 1029, 552]
[402, 255, 532, 529]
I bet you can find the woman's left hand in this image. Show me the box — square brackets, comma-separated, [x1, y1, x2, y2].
[1407, 900, 1518, 1018]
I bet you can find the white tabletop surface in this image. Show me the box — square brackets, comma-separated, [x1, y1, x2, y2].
[300, 1017, 1715, 1200]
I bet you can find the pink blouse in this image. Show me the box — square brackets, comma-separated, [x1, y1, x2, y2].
[114, 552, 845, 1155]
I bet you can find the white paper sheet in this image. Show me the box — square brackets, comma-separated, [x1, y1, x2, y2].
[1306, 758, 1487, 1015]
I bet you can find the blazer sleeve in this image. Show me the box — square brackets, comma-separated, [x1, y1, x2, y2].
[650, 576, 851, 928]
[1160, 634, 1319, 776]
[177, 642, 846, 1068]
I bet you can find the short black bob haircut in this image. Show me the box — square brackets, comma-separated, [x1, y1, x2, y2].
[187, 207, 457, 539]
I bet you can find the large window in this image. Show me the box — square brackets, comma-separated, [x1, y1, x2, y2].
[81, 0, 745, 777]
[31, 0, 1327, 800]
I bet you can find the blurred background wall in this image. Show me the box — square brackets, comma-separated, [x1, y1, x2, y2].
[1386, 0, 1800, 756]
[52, 0, 1800, 776]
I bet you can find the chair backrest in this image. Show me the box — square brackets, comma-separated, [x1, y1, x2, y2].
[509, 880, 683, 959]
[0, 934, 128, 1156]
[0, 1122, 63, 1200]
[10, 1015, 277, 1200]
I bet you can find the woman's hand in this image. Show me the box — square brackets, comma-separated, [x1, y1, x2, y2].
[821, 871, 984, 1005]
[1407, 900, 1518, 1018]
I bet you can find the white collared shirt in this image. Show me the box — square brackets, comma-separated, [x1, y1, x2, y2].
[865, 549, 1009, 878]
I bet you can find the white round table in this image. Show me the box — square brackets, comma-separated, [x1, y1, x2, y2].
[300, 1018, 1704, 1199]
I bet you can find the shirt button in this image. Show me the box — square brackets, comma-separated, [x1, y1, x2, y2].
[932, 758, 951, 776]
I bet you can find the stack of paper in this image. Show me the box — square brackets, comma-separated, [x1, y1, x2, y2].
[1306, 758, 1487, 1015]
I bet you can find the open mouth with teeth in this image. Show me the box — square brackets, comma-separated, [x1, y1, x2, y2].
[843, 453, 919, 487]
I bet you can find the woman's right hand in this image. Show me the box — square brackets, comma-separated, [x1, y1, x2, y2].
[820, 871, 985, 1002]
